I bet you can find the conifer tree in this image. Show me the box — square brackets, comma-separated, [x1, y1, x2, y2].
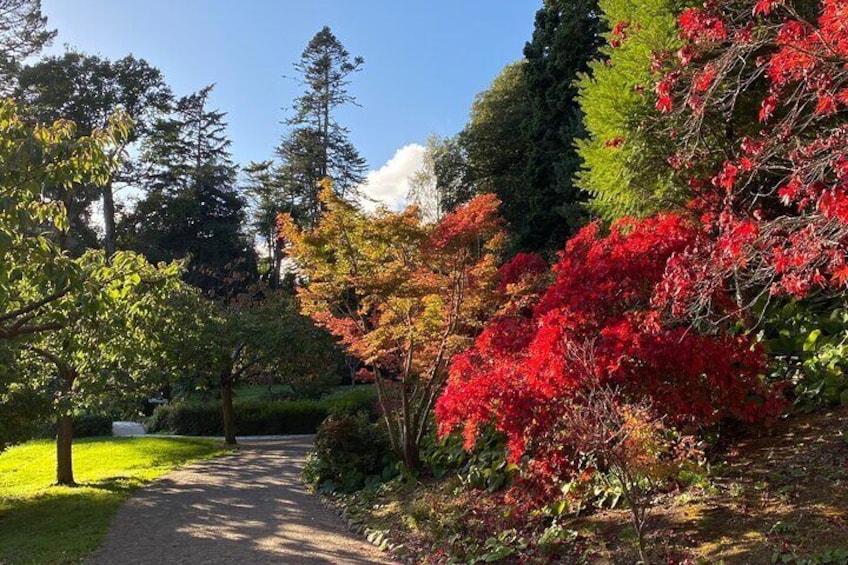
[0, 0, 54, 93]
[520, 0, 604, 252]
[576, 0, 688, 221]
[277, 26, 367, 226]
[124, 85, 256, 296]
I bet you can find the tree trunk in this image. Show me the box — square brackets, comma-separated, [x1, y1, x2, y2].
[56, 412, 75, 486]
[402, 433, 422, 473]
[102, 182, 117, 257]
[221, 376, 237, 446]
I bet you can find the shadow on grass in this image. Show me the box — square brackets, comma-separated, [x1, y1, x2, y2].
[0, 484, 129, 564]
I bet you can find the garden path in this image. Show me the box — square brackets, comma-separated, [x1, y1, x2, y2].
[89, 436, 394, 564]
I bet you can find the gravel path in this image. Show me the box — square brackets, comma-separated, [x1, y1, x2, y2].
[89, 436, 395, 564]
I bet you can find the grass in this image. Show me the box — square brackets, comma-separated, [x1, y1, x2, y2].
[0, 436, 228, 564]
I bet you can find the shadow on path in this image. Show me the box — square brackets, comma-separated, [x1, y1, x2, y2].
[89, 436, 394, 564]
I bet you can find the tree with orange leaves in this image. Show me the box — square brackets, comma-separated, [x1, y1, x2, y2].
[279, 181, 506, 471]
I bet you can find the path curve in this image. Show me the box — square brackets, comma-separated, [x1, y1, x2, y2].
[89, 436, 395, 564]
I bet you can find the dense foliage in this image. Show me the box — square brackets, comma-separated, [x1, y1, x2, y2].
[280, 183, 506, 471]
[436, 215, 781, 496]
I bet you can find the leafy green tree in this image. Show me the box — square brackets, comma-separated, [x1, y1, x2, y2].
[16, 51, 172, 255]
[23, 251, 184, 485]
[407, 135, 474, 223]
[0, 0, 54, 94]
[460, 62, 532, 229]
[125, 85, 256, 296]
[576, 0, 688, 221]
[166, 285, 339, 445]
[0, 100, 129, 342]
[277, 26, 367, 226]
[520, 0, 605, 252]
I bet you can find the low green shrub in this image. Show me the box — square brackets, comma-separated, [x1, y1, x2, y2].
[764, 297, 848, 408]
[148, 386, 379, 436]
[303, 410, 397, 492]
[72, 414, 113, 438]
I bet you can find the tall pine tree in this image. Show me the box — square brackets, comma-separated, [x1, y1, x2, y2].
[277, 26, 367, 226]
[124, 85, 256, 296]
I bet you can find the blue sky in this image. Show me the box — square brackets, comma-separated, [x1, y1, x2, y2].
[41, 0, 539, 198]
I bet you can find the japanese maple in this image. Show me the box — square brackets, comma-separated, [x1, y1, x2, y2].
[436, 215, 779, 495]
[653, 0, 848, 320]
[279, 182, 506, 471]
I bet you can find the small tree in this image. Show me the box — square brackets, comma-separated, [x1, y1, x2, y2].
[24, 251, 184, 485]
[280, 182, 506, 471]
[555, 381, 697, 565]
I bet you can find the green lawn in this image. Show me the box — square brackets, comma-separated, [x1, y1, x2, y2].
[0, 437, 228, 564]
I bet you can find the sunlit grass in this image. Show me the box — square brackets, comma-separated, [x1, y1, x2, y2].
[0, 437, 228, 564]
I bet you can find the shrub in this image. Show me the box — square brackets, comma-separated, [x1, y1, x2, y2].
[304, 411, 397, 492]
[72, 414, 113, 438]
[148, 386, 379, 436]
[437, 218, 782, 500]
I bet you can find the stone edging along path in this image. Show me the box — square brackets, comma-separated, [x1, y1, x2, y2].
[89, 436, 396, 565]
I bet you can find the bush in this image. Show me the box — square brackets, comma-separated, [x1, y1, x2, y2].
[303, 410, 397, 492]
[73, 414, 113, 438]
[148, 386, 379, 436]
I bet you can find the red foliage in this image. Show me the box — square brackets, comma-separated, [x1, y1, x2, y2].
[652, 0, 848, 317]
[436, 216, 779, 495]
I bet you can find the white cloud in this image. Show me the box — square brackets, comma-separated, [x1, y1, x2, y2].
[358, 143, 426, 213]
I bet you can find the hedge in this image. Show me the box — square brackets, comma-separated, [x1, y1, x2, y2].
[148, 386, 379, 436]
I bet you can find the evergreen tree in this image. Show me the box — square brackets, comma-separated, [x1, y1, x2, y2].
[124, 85, 256, 296]
[277, 26, 367, 226]
[520, 0, 604, 252]
[0, 0, 54, 94]
[576, 0, 689, 221]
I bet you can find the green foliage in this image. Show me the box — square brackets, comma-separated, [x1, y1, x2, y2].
[407, 134, 475, 222]
[124, 84, 256, 296]
[0, 99, 129, 342]
[519, 0, 604, 251]
[461, 62, 532, 240]
[763, 297, 848, 408]
[771, 547, 848, 565]
[148, 387, 379, 436]
[423, 425, 514, 493]
[0, 436, 225, 564]
[304, 410, 397, 493]
[576, 0, 689, 220]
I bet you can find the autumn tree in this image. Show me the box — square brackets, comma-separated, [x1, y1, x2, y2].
[277, 26, 367, 226]
[648, 0, 848, 323]
[437, 216, 780, 498]
[16, 51, 172, 255]
[280, 182, 506, 471]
